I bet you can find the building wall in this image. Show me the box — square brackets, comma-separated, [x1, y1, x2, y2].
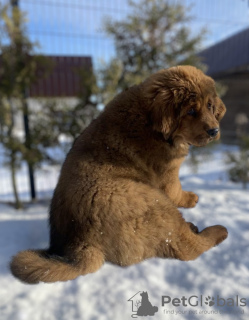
[215, 72, 249, 143]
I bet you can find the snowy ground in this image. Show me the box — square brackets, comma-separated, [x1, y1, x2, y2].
[0, 145, 248, 320]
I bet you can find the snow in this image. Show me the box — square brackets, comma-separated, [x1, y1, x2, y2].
[0, 145, 249, 320]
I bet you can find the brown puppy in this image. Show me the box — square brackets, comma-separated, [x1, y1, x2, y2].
[10, 65, 227, 284]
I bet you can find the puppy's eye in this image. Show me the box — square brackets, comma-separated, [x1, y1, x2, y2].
[208, 102, 213, 110]
[187, 108, 196, 116]
[208, 102, 215, 114]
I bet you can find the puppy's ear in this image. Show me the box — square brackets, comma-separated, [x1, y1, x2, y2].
[215, 98, 226, 122]
[150, 91, 177, 139]
[143, 66, 196, 139]
[149, 87, 190, 140]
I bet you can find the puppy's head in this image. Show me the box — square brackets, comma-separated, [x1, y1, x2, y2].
[143, 66, 226, 148]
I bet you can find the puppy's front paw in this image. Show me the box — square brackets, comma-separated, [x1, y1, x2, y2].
[179, 191, 199, 208]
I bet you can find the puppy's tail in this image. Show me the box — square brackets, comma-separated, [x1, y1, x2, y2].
[10, 247, 104, 284]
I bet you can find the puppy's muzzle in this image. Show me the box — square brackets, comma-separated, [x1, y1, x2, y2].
[206, 128, 219, 138]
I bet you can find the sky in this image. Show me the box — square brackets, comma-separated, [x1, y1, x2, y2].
[3, 0, 249, 69]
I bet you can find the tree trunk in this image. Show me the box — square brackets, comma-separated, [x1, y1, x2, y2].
[10, 152, 22, 209]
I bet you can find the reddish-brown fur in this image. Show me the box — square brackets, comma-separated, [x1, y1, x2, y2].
[10, 66, 227, 284]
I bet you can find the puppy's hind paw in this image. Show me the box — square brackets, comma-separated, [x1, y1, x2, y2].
[214, 226, 228, 246]
[200, 225, 228, 247]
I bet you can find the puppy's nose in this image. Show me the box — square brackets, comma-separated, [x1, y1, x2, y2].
[207, 128, 219, 137]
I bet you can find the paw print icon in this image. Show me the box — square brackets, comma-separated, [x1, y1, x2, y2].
[205, 296, 215, 307]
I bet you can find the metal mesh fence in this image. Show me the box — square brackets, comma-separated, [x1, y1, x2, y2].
[17, 0, 249, 68]
[0, 0, 249, 203]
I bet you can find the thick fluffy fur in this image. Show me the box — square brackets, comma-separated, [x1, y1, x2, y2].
[10, 66, 227, 284]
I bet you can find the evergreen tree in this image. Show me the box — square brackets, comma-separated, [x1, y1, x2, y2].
[0, 4, 46, 208]
[227, 137, 249, 189]
[100, 0, 206, 104]
[0, 4, 99, 207]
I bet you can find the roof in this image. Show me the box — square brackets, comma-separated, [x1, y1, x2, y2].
[199, 27, 249, 77]
[29, 55, 92, 97]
